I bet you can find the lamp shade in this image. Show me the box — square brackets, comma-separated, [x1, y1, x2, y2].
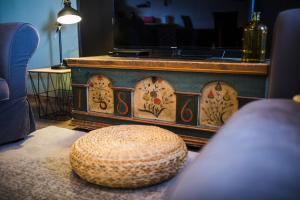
[57, 0, 81, 24]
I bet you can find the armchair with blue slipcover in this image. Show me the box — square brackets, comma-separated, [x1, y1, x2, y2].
[0, 23, 39, 145]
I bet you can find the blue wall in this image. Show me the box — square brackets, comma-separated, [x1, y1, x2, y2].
[0, 0, 80, 69]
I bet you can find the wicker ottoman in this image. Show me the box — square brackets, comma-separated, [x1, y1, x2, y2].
[70, 125, 188, 188]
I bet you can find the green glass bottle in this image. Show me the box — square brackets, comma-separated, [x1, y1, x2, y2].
[242, 12, 268, 62]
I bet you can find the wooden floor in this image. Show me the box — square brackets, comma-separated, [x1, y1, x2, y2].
[35, 117, 74, 130]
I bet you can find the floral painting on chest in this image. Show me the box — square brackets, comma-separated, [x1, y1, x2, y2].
[133, 77, 176, 122]
[88, 75, 114, 114]
[200, 81, 238, 127]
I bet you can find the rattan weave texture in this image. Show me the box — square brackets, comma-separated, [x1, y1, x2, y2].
[70, 125, 188, 188]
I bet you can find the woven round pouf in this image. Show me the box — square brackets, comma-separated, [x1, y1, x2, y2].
[70, 125, 187, 188]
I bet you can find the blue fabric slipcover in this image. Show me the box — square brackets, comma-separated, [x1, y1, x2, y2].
[0, 23, 39, 145]
[0, 78, 9, 102]
[269, 9, 300, 98]
[168, 99, 300, 200]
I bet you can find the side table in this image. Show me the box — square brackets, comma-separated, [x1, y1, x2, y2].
[28, 68, 72, 120]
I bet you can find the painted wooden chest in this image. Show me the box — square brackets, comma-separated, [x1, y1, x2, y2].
[66, 56, 268, 147]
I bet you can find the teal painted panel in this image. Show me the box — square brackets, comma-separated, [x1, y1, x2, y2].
[72, 67, 267, 97]
[176, 94, 199, 126]
[72, 87, 87, 112]
[113, 90, 132, 117]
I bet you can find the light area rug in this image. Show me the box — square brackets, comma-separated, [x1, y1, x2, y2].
[0, 126, 198, 200]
